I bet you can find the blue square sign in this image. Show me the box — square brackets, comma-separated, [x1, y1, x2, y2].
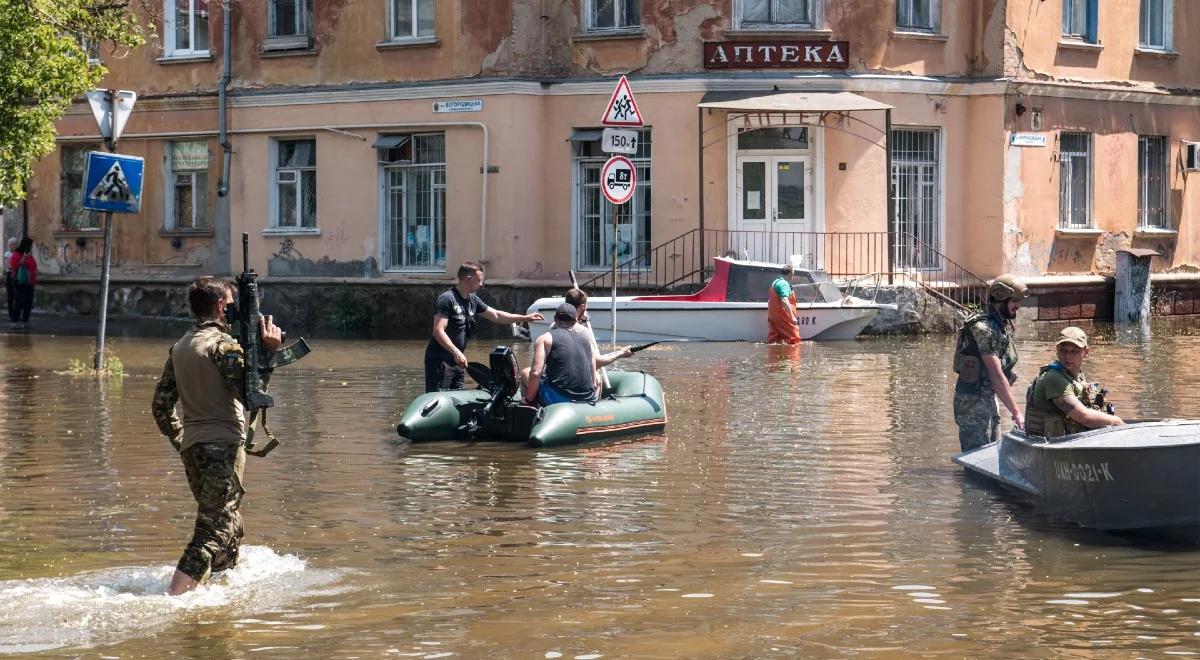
[83, 151, 144, 214]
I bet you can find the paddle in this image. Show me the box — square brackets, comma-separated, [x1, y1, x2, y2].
[629, 341, 661, 353]
[466, 362, 493, 389]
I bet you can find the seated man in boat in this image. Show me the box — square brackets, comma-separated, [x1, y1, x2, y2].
[522, 303, 614, 406]
[1025, 327, 1124, 438]
[767, 264, 802, 345]
[565, 288, 633, 395]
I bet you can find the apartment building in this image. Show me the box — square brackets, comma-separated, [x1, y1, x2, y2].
[21, 0, 1200, 282]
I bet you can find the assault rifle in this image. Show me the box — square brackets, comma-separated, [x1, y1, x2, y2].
[232, 232, 312, 456]
[1083, 383, 1117, 416]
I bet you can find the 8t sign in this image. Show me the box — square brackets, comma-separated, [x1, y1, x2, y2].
[600, 156, 636, 205]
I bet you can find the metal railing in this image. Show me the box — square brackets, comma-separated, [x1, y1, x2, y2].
[580, 229, 988, 312]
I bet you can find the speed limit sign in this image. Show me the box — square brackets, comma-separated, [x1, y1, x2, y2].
[600, 156, 636, 205]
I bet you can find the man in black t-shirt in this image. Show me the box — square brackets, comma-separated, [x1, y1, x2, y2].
[425, 261, 543, 392]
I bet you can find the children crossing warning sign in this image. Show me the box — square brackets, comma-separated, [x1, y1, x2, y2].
[83, 152, 144, 214]
[600, 75, 644, 127]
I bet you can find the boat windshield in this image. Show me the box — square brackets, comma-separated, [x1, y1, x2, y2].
[724, 264, 843, 303]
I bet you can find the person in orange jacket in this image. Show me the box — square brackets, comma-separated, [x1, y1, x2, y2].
[767, 263, 802, 345]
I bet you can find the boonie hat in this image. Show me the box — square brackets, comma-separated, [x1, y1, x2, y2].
[554, 302, 578, 322]
[1056, 326, 1088, 349]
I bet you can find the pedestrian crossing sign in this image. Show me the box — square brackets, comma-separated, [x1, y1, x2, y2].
[83, 151, 144, 213]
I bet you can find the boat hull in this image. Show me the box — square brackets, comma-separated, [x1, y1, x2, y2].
[525, 298, 884, 342]
[955, 421, 1200, 530]
[397, 370, 666, 447]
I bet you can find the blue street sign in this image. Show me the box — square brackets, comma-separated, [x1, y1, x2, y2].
[83, 151, 144, 214]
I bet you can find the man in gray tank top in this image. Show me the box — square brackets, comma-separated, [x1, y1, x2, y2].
[523, 303, 602, 405]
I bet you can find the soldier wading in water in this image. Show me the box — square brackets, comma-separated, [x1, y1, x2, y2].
[952, 275, 1028, 451]
[152, 276, 283, 595]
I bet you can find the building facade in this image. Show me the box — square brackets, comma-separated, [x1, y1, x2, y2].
[20, 0, 1200, 285]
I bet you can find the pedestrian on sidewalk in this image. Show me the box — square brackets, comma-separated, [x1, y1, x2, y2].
[10, 238, 37, 327]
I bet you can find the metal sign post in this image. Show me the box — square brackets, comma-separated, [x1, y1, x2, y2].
[83, 89, 140, 370]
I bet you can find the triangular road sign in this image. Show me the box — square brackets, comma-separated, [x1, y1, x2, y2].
[601, 75, 644, 127]
[85, 89, 137, 144]
[89, 162, 133, 202]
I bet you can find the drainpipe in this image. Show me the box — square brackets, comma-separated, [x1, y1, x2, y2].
[217, 0, 232, 198]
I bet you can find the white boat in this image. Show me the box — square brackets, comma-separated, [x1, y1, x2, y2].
[522, 257, 896, 342]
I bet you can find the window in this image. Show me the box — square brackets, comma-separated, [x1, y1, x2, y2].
[265, 0, 312, 49]
[1139, 0, 1173, 50]
[891, 129, 941, 270]
[166, 141, 209, 230]
[60, 146, 102, 230]
[572, 129, 651, 271]
[1061, 0, 1097, 42]
[272, 139, 316, 229]
[1058, 132, 1092, 229]
[587, 0, 640, 31]
[896, 0, 937, 32]
[739, 0, 817, 28]
[164, 0, 210, 57]
[379, 134, 446, 270]
[1138, 136, 1168, 229]
[390, 0, 435, 40]
[79, 36, 101, 64]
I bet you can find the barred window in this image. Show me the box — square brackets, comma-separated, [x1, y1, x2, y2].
[1058, 132, 1092, 229]
[380, 133, 446, 271]
[891, 128, 941, 270]
[1138, 136, 1168, 230]
[572, 129, 651, 271]
[60, 146, 102, 230]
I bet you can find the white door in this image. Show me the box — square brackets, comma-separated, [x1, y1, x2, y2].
[735, 156, 814, 264]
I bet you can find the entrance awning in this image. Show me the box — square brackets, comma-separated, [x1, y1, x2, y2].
[697, 91, 892, 113]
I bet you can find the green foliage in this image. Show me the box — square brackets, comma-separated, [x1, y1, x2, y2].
[0, 0, 150, 206]
[67, 351, 126, 379]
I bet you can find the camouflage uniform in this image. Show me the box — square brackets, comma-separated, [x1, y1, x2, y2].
[952, 310, 1017, 452]
[152, 319, 248, 582]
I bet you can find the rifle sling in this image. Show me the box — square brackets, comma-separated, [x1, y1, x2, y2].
[244, 408, 280, 457]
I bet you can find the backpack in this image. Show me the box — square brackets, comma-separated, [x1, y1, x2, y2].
[15, 256, 29, 285]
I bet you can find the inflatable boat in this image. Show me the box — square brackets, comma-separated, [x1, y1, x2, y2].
[397, 348, 666, 447]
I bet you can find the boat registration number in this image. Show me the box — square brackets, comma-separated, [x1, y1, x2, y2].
[1053, 461, 1114, 482]
[797, 316, 818, 326]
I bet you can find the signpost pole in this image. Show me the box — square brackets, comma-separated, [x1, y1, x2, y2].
[610, 204, 617, 345]
[93, 209, 114, 370]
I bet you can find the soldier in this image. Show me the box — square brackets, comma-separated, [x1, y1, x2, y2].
[152, 276, 283, 595]
[952, 274, 1028, 451]
[1025, 327, 1124, 438]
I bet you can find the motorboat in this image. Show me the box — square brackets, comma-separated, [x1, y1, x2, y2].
[397, 347, 666, 447]
[522, 257, 896, 342]
[954, 421, 1200, 531]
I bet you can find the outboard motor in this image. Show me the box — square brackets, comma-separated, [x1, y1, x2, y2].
[489, 346, 520, 398]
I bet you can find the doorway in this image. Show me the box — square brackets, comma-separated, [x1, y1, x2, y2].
[730, 127, 820, 266]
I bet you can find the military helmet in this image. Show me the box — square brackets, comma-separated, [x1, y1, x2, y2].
[988, 274, 1029, 302]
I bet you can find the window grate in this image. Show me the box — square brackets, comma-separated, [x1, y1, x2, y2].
[890, 129, 941, 270]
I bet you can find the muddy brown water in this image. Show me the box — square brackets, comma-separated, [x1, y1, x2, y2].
[0, 320, 1196, 657]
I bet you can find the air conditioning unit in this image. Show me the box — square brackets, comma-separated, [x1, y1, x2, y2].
[1185, 141, 1200, 171]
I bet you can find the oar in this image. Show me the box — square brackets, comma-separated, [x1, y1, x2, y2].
[629, 341, 661, 353]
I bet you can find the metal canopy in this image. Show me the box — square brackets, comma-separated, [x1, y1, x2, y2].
[697, 91, 892, 113]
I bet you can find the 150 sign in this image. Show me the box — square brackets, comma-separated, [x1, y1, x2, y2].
[704, 40, 850, 69]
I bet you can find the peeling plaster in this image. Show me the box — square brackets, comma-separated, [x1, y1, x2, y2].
[641, 3, 722, 74]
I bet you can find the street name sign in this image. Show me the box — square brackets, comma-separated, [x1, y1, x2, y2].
[602, 128, 639, 155]
[432, 99, 483, 113]
[1010, 133, 1048, 147]
[600, 155, 636, 205]
[83, 152, 145, 214]
[85, 89, 137, 145]
[600, 75, 644, 127]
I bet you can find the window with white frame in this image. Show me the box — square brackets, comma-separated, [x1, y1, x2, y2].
[897, 0, 937, 32]
[391, 0, 435, 40]
[739, 0, 817, 28]
[1062, 0, 1097, 42]
[61, 145, 102, 230]
[1058, 132, 1092, 229]
[1138, 135, 1168, 229]
[273, 139, 316, 229]
[166, 141, 209, 230]
[1139, 0, 1173, 50]
[164, 0, 210, 57]
[587, 0, 641, 31]
[266, 0, 312, 48]
[378, 133, 446, 270]
[572, 129, 651, 271]
[891, 128, 941, 270]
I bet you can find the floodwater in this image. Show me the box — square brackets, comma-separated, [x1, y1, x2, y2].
[0, 319, 1197, 658]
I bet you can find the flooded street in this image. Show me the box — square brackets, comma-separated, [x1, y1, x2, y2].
[0, 322, 1197, 657]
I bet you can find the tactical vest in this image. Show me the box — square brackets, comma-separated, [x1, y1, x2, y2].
[953, 312, 1017, 390]
[1024, 362, 1088, 438]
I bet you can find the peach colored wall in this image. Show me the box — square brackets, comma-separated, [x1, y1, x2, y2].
[1009, 0, 1200, 87]
[1004, 95, 1200, 276]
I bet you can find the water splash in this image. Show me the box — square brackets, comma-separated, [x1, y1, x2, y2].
[0, 546, 340, 654]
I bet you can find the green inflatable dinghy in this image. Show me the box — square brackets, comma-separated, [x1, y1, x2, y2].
[397, 348, 666, 447]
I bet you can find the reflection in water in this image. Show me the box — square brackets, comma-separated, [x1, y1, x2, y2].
[0, 325, 1195, 656]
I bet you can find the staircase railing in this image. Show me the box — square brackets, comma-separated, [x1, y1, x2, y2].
[579, 229, 988, 312]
